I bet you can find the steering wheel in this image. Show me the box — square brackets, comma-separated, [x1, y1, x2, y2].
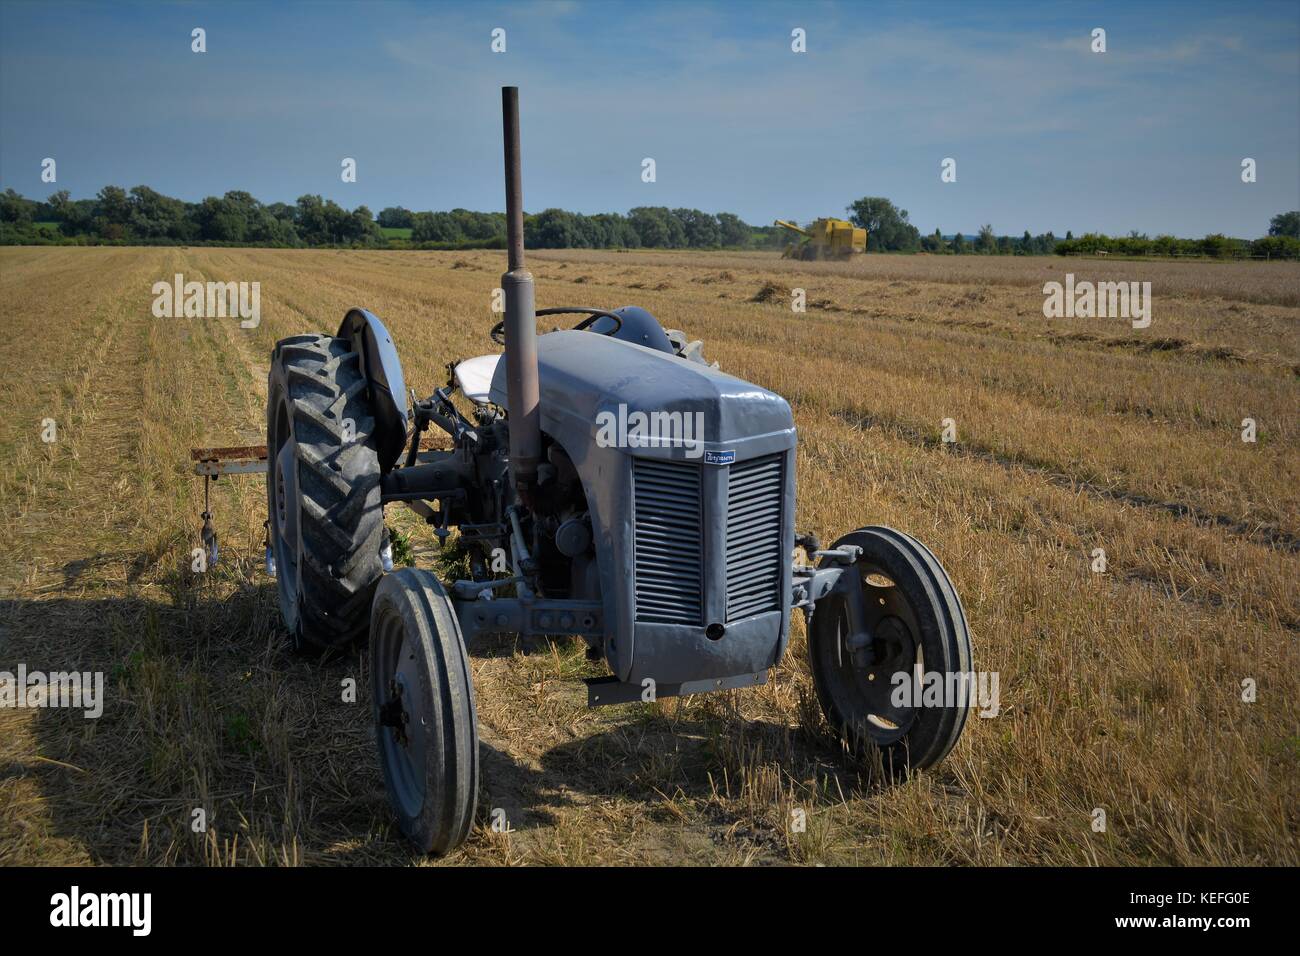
[490, 307, 624, 345]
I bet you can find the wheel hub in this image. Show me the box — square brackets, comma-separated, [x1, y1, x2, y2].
[868, 615, 914, 673]
[379, 678, 410, 746]
[837, 567, 923, 743]
[375, 619, 431, 819]
[274, 439, 298, 546]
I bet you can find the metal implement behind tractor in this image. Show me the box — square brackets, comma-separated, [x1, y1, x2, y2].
[775, 217, 867, 260]
[200, 88, 972, 855]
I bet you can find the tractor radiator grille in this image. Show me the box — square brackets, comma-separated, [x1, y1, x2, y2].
[632, 458, 703, 625]
[725, 454, 784, 621]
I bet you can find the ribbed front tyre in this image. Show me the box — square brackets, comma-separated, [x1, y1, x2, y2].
[370, 569, 479, 855]
[809, 526, 973, 775]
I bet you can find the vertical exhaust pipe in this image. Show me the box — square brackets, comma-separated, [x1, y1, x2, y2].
[501, 86, 541, 497]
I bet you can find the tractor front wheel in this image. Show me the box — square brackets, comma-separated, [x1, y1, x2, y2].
[808, 526, 973, 775]
[370, 569, 479, 855]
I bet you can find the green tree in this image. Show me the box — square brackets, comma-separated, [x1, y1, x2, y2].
[448, 208, 503, 242]
[377, 206, 414, 229]
[574, 213, 608, 248]
[0, 188, 34, 223]
[594, 212, 639, 248]
[1268, 211, 1300, 238]
[1199, 233, 1233, 258]
[628, 207, 684, 247]
[291, 194, 373, 245]
[195, 194, 246, 242]
[95, 186, 131, 224]
[56, 195, 95, 236]
[671, 208, 720, 247]
[526, 208, 583, 248]
[1251, 235, 1300, 258]
[716, 212, 750, 247]
[127, 186, 192, 240]
[349, 205, 382, 245]
[846, 197, 921, 251]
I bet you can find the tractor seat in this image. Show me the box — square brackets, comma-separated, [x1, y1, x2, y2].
[453, 354, 502, 405]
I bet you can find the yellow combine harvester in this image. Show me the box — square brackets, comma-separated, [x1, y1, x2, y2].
[774, 218, 867, 260]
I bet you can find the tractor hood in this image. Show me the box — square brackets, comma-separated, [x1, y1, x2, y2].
[491, 328, 796, 686]
[489, 329, 795, 459]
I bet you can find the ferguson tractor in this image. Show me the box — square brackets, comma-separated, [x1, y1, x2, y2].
[260, 88, 971, 853]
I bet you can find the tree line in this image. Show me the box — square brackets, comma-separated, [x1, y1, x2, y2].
[841, 198, 1299, 258]
[1, 187, 382, 247]
[2, 185, 1295, 258]
[0, 186, 781, 251]
[1053, 221, 1299, 259]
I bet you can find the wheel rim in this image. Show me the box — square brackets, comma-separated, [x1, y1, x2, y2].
[269, 395, 301, 631]
[374, 609, 429, 820]
[822, 563, 924, 746]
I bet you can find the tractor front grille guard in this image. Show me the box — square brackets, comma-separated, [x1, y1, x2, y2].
[631, 452, 785, 628]
[631, 457, 703, 625]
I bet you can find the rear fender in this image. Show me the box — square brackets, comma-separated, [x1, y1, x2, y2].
[337, 308, 408, 472]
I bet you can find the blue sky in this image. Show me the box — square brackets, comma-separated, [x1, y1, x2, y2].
[1, 0, 1297, 236]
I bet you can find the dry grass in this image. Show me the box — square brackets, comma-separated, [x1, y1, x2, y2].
[1, 246, 1296, 866]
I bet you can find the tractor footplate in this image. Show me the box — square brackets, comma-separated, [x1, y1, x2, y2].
[585, 671, 767, 708]
[457, 598, 604, 639]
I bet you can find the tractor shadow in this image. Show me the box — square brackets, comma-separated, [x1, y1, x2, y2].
[58, 543, 177, 590]
[464, 645, 884, 848]
[8, 556, 883, 864]
[465, 630, 565, 660]
[474, 702, 876, 850]
[2, 565, 415, 866]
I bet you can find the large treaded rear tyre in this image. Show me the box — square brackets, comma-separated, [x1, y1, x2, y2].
[267, 333, 384, 651]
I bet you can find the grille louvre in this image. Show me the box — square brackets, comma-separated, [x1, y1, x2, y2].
[632, 458, 703, 625]
[725, 454, 784, 621]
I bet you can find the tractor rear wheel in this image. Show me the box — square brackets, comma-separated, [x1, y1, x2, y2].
[370, 569, 479, 855]
[809, 526, 973, 775]
[267, 334, 384, 651]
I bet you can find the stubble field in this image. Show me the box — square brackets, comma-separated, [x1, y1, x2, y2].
[1, 245, 1296, 866]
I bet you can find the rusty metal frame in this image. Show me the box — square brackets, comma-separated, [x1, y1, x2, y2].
[191, 445, 269, 477]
